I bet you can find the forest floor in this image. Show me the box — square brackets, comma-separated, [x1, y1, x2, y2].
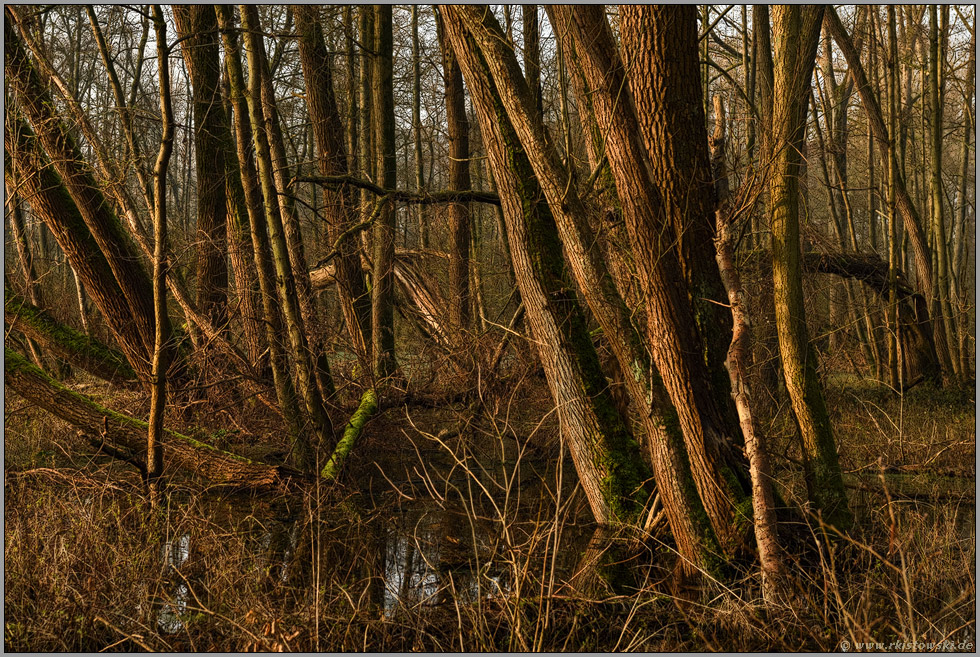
[3, 369, 975, 652]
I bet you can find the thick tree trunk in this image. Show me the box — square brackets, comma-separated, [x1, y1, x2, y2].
[619, 5, 734, 400]
[5, 288, 138, 384]
[769, 5, 851, 529]
[5, 117, 152, 379]
[5, 12, 156, 362]
[5, 348, 290, 491]
[172, 6, 229, 332]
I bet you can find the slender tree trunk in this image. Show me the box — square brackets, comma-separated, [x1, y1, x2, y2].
[522, 5, 542, 115]
[769, 5, 851, 529]
[436, 13, 472, 334]
[241, 4, 332, 471]
[411, 6, 427, 250]
[825, 6, 948, 382]
[710, 95, 786, 601]
[928, 6, 958, 377]
[147, 4, 174, 506]
[887, 6, 902, 389]
[216, 5, 305, 447]
[372, 5, 397, 379]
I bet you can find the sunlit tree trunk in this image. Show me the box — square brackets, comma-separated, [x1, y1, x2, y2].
[147, 4, 174, 506]
[769, 5, 850, 529]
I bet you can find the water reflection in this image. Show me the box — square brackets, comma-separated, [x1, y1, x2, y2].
[157, 533, 191, 634]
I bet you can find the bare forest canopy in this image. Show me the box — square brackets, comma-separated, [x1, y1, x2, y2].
[3, 3, 976, 598]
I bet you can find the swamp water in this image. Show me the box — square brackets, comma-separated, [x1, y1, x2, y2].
[151, 451, 607, 635]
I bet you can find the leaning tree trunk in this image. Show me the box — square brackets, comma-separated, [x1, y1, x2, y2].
[5, 348, 291, 491]
[440, 8, 656, 530]
[769, 4, 851, 529]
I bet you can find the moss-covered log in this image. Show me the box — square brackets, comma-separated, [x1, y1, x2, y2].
[4, 348, 293, 490]
[5, 287, 137, 384]
[320, 388, 378, 480]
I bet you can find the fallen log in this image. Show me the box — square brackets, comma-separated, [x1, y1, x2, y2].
[5, 287, 138, 385]
[4, 347, 297, 491]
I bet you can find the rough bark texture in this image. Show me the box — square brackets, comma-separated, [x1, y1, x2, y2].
[558, 5, 750, 552]
[5, 117, 152, 379]
[619, 5, 734, 399]
[294, 4, 372, 368]
[769, 5, 851, 529]
[5, 348, 291, 491]
[5, 288, 138, 384]
[172, 5, 229, 331]
[441, 7, 654, 528]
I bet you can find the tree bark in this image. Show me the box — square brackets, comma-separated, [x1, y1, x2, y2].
[769, 5, 851, 529]
[172, 5, 229, 331]
[294, 4, 372, 370]
[436, 13, 472, 334]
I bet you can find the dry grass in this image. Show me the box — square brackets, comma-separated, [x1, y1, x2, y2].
[4, 375, 975, 652]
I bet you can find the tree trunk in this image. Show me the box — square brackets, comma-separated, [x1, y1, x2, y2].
[294, 4, 372, 371]
[5, 287, 138, 384]
[440, 7, 656, 531]
[172, 6, 229, 332]
[436, 13, 472, 334]
[769, 5, 851, 529]
[241, 4, 332, 471]
[216, 5, 306, 447]
[5, 348, 291, 491]
[371, 5, 398, 379]
[147, 4, 174, 503]
[824, 6, 950, 381]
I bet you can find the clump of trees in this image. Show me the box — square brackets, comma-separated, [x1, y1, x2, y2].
[4, 5, 974, 594]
